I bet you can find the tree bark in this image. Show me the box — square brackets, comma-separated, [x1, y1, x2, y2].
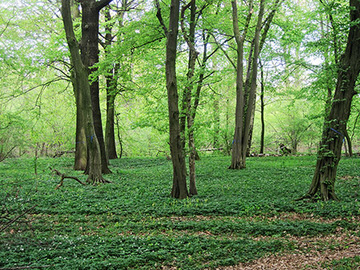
[104, 6, 121, 160]
[306, 0, 360, 201]
[230, 0, 264, 169]
[166, 0, 189, 199]
[259, 60, 265, 154]
[79, 0, 112, 174]
[72, 69, 87, 170]
[61, 0, 108, 184]
[181, 0, 198, 196]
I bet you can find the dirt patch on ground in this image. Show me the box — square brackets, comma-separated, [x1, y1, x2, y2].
[216, 231, 360, 270]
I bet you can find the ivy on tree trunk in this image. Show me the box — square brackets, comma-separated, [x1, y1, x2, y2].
[305, 0, 360, 201]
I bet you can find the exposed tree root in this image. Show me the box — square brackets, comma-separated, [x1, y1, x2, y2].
[86, 176, 112, 185]
[50, 168, 86, 189]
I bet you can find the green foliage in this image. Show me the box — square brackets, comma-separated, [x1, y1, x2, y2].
[322, 256, 360, 270]
[1, 156, 359, 269]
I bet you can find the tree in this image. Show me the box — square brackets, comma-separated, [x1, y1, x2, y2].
[79, 0, 112, 174]
[156, 0, 189, 198]
[61, 0, 109, 184]
[304, 0, 360, 201]
[229, 0, 264, 169]
[103, 5, 120, 160]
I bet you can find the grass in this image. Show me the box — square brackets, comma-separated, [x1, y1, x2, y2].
[0, 155, 359, 269]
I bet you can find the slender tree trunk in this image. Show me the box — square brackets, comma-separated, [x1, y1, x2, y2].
[306, 0, 360, 201]
[230, 0, 264, 169]
[79, 0, 112, 174]
[181, 0, 198, 196]
[230, 0, 249, 169]
[167, 0, 189, 199]
[61, 0, 108, 184]
[343, 128, 352, 157]
[213, 97, 220, 149]
[259, 61, 265, 155]
[103, 6, 120, 160]
[105, 78, 118, 159]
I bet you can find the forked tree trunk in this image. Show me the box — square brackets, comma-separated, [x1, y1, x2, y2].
[61, 0, 108, 184]
[230, 0, 264, 169]
[306, 0, 360, 201]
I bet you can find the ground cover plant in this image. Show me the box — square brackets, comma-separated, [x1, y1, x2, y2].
[0, 155, 359, 269]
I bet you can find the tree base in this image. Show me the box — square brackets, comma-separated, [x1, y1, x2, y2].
[86, 177, 112, 185]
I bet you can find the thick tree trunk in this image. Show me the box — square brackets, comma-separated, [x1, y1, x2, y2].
[306, 0, 360, 201]
[61, 0, 108, 184]
[166, 0, 189, 199]
[72, 70, 87, 170]
[79, 0, 112, 174]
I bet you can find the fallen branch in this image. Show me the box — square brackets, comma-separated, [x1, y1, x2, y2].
[0, 205, 37, 233]
[50, 167, 86, 189]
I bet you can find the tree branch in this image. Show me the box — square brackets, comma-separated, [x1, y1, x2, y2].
[50, 168, 87, 189]
[155, 0, 168, 36]
[0, 205, 37, 233]
[95, 0, 113, 11]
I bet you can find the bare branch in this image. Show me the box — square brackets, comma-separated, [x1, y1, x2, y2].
[155, 0, 168, 36]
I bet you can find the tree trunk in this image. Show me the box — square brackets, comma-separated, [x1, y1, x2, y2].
[79, 0, 112, 174]
[181, 0, 198, 196]
[259, 60, 265, 154]
[229, 0, 249, 169]
[166, 0, 189, 199]
[306, 0, 360, 201]
[72, 69, 87, 170]
[343, 128, 352, 157]
[105, 78, 118, 160]
[61, 0, 108, 184]
[104, 6, 120, 160]
[230, 0, 264, 169]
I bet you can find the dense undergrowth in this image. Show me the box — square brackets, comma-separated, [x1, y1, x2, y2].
[0, 155, 359, 269]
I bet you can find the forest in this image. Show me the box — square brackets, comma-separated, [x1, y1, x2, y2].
[1, 0, 360, 269]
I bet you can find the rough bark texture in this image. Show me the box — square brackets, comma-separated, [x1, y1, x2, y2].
[72, 69, 87, 170]
[306, 0, 360, 201]
[61, 0, 107, 184]
[79, 0, 112, 174]
[166, 0, 189, 199]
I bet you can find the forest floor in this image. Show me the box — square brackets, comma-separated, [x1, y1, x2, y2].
[0, 155, 359, 269]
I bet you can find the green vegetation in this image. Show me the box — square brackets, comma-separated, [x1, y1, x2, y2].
[1, 155, 359, 269]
